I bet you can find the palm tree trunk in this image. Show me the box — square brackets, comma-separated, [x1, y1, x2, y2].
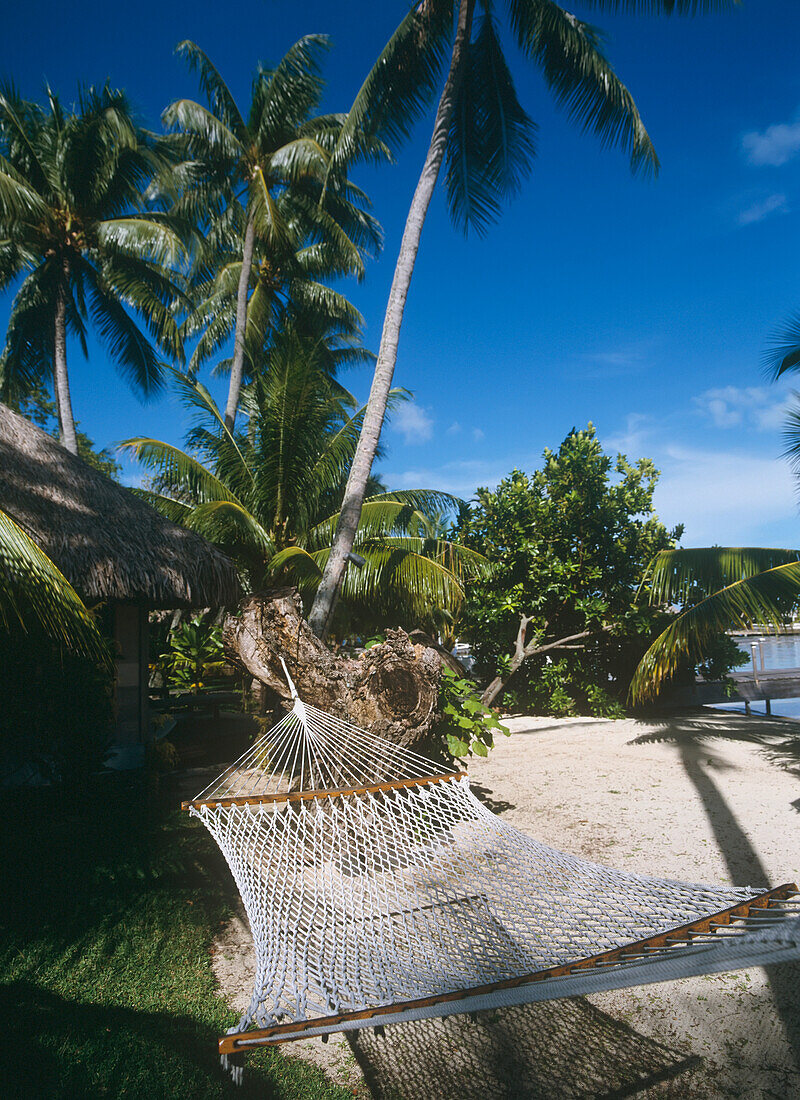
[308, 0, 475, 639]
[53, 260, 78, 455]
[225, 214, 256, 432]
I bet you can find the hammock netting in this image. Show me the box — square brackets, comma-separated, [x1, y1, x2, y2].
[184, 679, 800, 1057]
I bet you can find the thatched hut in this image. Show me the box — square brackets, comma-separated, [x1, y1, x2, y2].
[0, 403, 239, 751]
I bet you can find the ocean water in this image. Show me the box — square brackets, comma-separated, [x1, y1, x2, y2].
[714, 634, 800, 720]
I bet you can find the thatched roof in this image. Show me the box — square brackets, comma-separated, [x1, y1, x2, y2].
[0, 403, 240, 608]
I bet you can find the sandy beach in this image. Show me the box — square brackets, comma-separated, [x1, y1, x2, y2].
[213, 709, 800, 1098]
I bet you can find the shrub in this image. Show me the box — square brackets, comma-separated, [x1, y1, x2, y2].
[433, 667, 509, 760]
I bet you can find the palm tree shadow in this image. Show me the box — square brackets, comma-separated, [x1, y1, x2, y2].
[629, 711, 800, 804]
[346, 997, 702, 1099]
[630, 713, 800, 1069]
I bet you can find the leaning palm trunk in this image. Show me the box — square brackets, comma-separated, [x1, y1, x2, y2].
[224, 215, 256, 431]
[53, 261, 78, 455]
[308, 0, 475, 639]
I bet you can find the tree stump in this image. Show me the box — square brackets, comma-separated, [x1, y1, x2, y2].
[222, 590, 443, 748]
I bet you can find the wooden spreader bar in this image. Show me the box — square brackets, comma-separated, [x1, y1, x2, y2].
[182, 770, 465, 812]
[218, 882, 798, 1054]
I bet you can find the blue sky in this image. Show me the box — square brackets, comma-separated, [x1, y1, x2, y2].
[3, 0, 800, 546]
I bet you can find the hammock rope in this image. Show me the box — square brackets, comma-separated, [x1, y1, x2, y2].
[184, 670, 800, 1057]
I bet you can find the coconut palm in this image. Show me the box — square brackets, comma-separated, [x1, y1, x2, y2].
[183, 183, 378, 388]
[121, 332, 484, 627]
[0, 83, 187, 454]
[309, 0, 737, 638]
[164, 38, 384, 429]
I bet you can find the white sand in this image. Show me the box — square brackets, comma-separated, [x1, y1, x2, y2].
[212, 709, 800, 1098]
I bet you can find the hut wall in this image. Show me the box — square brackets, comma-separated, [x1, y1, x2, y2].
[113, 603, 149, 744]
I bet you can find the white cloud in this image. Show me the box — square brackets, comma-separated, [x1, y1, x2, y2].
[737, 193, 788, 226]
[391, 401, 434, 444]
[742, 113, 800, 167]
[606, 413, 654, 456]
[692, 386, 790, 432]
[386, 458, 517, 499]
[446, 421, 461, 435]
[577, 342, 654, 379]
[653, 445, 795, 545]
[472, 427, 485, 441]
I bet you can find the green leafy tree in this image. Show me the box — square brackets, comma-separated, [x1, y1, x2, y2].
[458, 426, 681, 714]
[309, 0, 734, 639]
[121, 331, 484, 629]
[164, 38, 384, 429]
[0, 83, 187, 454]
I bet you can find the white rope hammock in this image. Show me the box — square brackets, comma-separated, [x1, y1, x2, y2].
[184, 666, 800, 1059]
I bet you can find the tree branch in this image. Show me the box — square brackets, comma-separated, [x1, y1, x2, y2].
[480, 618, 606, 708]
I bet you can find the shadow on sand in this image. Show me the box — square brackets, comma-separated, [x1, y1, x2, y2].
[347, 996, 702, 1100]
[631, 711, 800, 1074]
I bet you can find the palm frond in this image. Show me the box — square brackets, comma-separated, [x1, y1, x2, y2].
[325, 0, 452, 177]
[642, 546, 800, 606]
[631, 558, 800, 703]
[508, 0, 658, 175]
[766, 312, 800, 379]
[250, 35, 330, 145]
[174, 41, 249, 144]
[119, 437, 239, 504]
[183, 499, 275, 556]
[0, 507, 110, 665]
[445, 13, 536, 235]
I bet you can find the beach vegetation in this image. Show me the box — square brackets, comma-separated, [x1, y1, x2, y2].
[122, 329, 485, 631]
[434, 666, 509, 760]
[0, 83, 187, 454]
[163, 38, 384, 430]
[457, 425, 682, 715]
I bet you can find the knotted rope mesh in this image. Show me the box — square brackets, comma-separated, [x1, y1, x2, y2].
[185, 681, 800, 1052]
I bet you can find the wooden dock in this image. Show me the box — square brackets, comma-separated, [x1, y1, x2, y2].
[662, 667, 800, 712]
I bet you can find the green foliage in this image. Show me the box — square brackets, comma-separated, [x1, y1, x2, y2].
[329, 0, 683, 239]
[434, 667, 509, 760]
[631, 547, 800, 702]
[0, 506, 110, 666]
[0, 82, 186, 412]
[459, 425, 682, 715]
[161, 615, 224, 693]
[122, 337, 484, 632]
[0, 777, 356, 1097]
[165, 39, 384, 388]
[696, 631, 750, 684]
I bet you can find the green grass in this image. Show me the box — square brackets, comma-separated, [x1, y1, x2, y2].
[0, 773, 353, 1099]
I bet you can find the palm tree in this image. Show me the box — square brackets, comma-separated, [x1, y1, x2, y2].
[0, 83, 186, 454]
[309, 0, 736, 639]
[120, 332, 484, 628]
[164, 38, 384, 429]
[182, 182, 378, 387]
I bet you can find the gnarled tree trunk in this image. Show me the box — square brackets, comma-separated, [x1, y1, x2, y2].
[223, 590, 443, 749]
